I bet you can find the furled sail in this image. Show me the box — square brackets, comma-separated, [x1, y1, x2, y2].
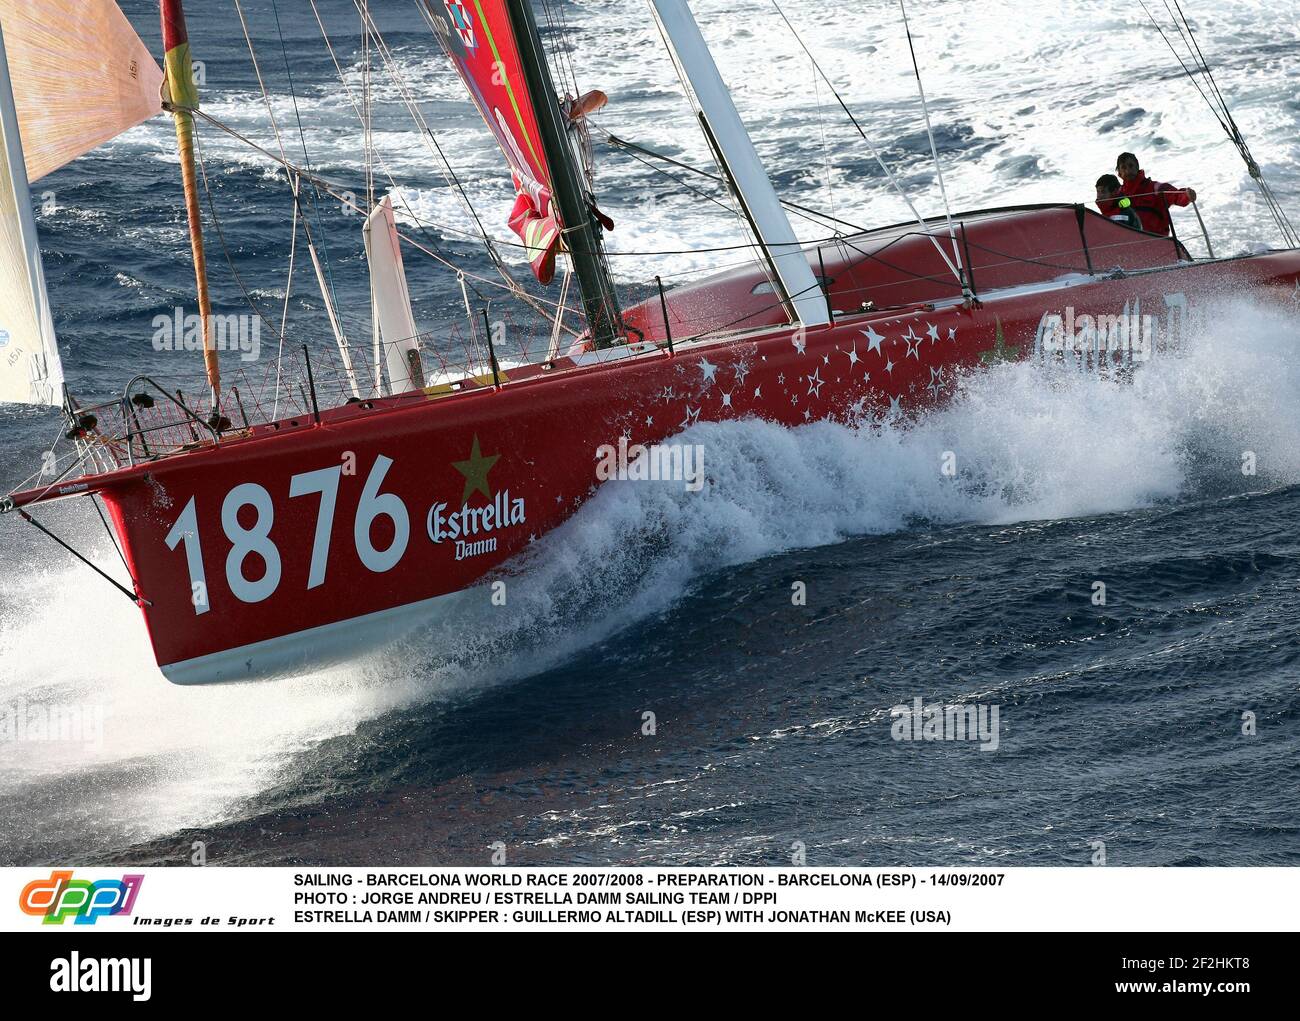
[0, 0, 163, 183]
[421, 0, 562, 283]
[364, 196, 425, 395]
[0, 16, 59, 405]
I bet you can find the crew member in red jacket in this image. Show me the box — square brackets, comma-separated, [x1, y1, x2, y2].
[1116, 152, 1197, 236]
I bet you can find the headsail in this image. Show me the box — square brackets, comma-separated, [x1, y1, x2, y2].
[421, 0, 562, 283]
[0, 0, 163, 183]
[0, 0, 163, 406]
[0, 16, 60, 406]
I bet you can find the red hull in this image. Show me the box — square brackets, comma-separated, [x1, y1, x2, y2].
[10, 207, 1300, 682]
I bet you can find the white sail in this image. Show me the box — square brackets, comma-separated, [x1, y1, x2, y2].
[0, 0, 163, 183]
[363, 196, 424, 395]
[0, 16, 59, 406]
[0, 0, 164, 406]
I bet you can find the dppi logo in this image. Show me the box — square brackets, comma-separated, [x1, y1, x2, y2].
[19, 870, 143, 925]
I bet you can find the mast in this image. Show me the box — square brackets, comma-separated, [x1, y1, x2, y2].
[502, 0, 623, 348]
[159, 0, 221, 418]
[648, 0, 828, 327]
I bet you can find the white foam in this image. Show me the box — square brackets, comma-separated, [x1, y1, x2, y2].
[3, 301, 1296, 847]
[378, 298, 1300, 689]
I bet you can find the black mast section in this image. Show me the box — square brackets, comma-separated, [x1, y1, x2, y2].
[504, 0, 622, 348]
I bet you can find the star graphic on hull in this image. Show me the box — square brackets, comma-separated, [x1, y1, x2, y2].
[862, 326, 885, 356]
[452, 434, 500, 504]
[903, 326, 922, 360]
[792, 332, 807, 355]
[885, 357, 895, 375]
[721, 391, 733, 409]
[888, 395, 902, 415]
[926, 366, 946, 397]
[979, 317, 1021, 365]
[734, 361, 751, 386]
[926, 322, 940, 344]
[844, 339, 861, 369]
[806, 368, 824, 398]
[699, 357, 718, 385]
[679, 405, 701, 429]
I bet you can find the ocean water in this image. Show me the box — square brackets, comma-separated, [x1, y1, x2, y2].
[1, 0, 1298, 866]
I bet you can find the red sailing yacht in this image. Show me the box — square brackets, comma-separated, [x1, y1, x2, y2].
[3, 0, 1299, 683]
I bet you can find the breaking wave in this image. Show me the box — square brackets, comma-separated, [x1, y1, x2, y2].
[1, 299, 1296, 861]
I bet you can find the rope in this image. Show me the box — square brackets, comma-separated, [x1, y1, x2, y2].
[18, 510, 145, 606]
[897, 0, 972, 300]
[1138, 0, 1298, 247]
[233, 0, 356, 388]
[769, 1, 970, 296]
[91, 493, 132, 578]
[347, 0, 567, 328]
[273, 176, 302, 421]
[270, 0, 351, 328]
[599, 128, 865, 232]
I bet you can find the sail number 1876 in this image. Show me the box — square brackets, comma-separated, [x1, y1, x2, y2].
[164, 455, 408, 614]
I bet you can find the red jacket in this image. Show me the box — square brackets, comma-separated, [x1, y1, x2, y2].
[1119, 173, 1193, 236]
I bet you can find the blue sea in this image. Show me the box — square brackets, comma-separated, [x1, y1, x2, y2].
[0, 0, 1297, 866]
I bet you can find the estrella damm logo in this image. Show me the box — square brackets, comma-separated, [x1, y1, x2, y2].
[19, 870, 144, 925]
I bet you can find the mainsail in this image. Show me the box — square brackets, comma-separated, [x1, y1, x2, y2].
[0, 0, 163, 406]
[421, 0, 562, 283]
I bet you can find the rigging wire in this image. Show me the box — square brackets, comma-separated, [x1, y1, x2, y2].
[896, 0, 972, 300]
[360, 2, 505, 264]
[308, 0, 571, 331]
[307, 1, 485, 295]
[597, 127, 866, 233]
[232, 0, 359, 387]
[768, 0, 971, 296]
[1138, 0, 1298, 246]
[362, 0, 570, 327]
[193, 107, 987, 266]
[269, 0, 352, 325]
[273, 176, 303, 420]
[191, 121, 309, 367]
[808, 40, 839, 227]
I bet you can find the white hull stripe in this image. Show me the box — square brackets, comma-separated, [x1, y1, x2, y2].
[159, 590, 458, 685]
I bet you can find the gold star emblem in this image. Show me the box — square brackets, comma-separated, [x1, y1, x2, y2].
[979, 317, 1021, 365]
[451, 434, 500, 505]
